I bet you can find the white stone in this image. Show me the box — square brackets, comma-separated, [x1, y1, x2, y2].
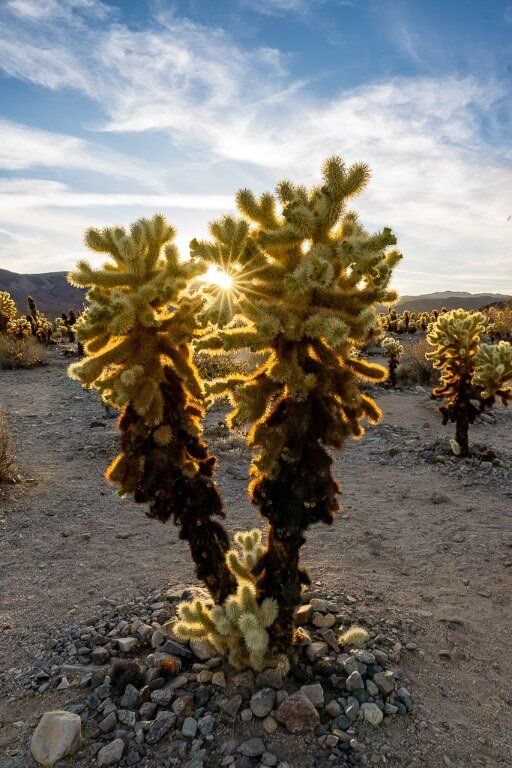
[30, 710, 82, 766]
[361, 702, 384, 726]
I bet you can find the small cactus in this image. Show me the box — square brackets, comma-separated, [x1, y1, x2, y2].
[381, 336, 403, 387]
[427, 309, 512, 455]
[175, 528, 287, 672]
[0, 291, 17, 334]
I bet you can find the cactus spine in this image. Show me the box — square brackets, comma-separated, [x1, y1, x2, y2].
[427, 309, 512, 455]
[195, 156, 401, 650]
[67, 214, 235, 603]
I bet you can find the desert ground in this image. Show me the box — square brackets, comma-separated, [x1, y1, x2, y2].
[0, 350, 511, 767]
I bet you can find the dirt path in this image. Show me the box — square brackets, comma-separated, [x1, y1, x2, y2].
[1, 351, 511, 766]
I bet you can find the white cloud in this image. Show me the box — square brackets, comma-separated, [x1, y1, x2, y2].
[0, 4, 510, 292]
[0, 120, 162, 188]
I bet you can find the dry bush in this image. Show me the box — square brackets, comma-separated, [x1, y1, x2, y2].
[0, 334, 48, 369]
[398, 337, 437, 385]
[0, 409, 14, 483]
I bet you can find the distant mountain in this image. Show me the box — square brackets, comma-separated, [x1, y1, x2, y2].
[0, 269, 86, 318]
[0, 270, 510, 319]
[395, 291, 511, 313]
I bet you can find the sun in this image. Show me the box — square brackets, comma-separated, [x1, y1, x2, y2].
[203, 264, 234, 291]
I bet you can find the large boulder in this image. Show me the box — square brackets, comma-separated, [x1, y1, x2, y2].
[30, 710, 82, 766]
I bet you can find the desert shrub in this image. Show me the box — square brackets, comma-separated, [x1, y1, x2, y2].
[398, 337, 436, 384]
[427, 309, 512, 455]
[0, 409, 14, 483]
[0, 334, 48, 369]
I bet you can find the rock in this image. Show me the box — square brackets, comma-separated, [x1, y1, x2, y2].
[241, 708, 253, 723]
[120, 684, 140, 709]
[56, 677, 70, 690]
[295, 604, 313, 625]
[366, 680, 379, 697]
[30, 711, 82, 766]
[345, 670, 364, 692]
[263, 716, 278, 734]
[300, 683, 324, 707]
[397, 686, 413, 711]
[431, 492, 449, 505]
[151, 630, 165, 648]
[99, 712, 117, 733]
[452, 532, 465, 543]
[306, 641, 328, 662]
[189, 639, 217, 660]
[255, 669, 283, 689]
[312, 612, 335, 629]
[361, 702, 383, 726]
[98, 739, 125, 765]
[262, 753, 278, 767]
[220, 695, 243, 717]
[146, 711, 177, 743]
[276, 691, 320, 733]
[212, 671, 227, 687]
[117, 637, 138, 653]
[237, 738, 266, 757]
[117, 709, 136, 728]
[250, 688, 276, 718]
[326, 700, 341, 717]
[98, 739, 124, 765]
[151, 687, 173, 706]
[91, 646, 110, 664]
[182, 716, 198, 738]
[373, 671, 395, 696]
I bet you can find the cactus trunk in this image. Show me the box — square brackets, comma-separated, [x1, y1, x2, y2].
[455, 408, 470, 457]
[116, 368, 236, 604]
[252, 394, 339, 652]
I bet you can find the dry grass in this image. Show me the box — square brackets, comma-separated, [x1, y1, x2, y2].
[0, 334, 48, 370]
[398, 337, 437, 385]
[0, 409, 15, 483]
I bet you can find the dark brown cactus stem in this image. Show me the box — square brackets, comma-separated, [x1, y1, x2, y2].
[251, 394, 340, 653]
[112, 366, 236, 604]
[388, 358, 398, 388]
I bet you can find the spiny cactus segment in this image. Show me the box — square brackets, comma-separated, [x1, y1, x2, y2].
[195, 156, 401, 649]
[174, 528, 287, 672]
[67, 213, 235, 603]
[427, 309, 512, 455]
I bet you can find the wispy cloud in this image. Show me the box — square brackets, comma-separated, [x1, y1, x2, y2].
[0, 120, 163, 188]
[0, 2, 510, 292]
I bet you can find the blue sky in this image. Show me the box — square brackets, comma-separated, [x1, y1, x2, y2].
[0, 0, 511, 294]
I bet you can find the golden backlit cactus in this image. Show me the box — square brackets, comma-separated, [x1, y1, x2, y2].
[194, 156, 401, 649]
[67, 214, 235, 603]
[427, 309, 512, 455]
[175, 528, 286, 672]
[0, 291, 17, 334]
[7, 316, 31, 340]
[382, 336, 403, 388]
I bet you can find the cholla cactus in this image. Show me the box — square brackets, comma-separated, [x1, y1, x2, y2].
[32, 314, 52, 345]
[427, 309, 512, 455]
[0, 291, 17, 334]
[175, 528, 286, 672]
[382, 336, 403, 387]
[68, 213, 235, 602]
[194, 156, 401, 649]
[7, 316, 31, 340]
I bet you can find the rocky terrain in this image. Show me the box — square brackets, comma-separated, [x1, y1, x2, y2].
[0, 351, 511, 767]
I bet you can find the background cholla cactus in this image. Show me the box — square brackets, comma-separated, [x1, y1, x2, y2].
[175, 528, 286, 672]
[194, 156, 401, 649]
[7, 316, 32, 340]
[427, 309, 512, 455]
[0, 291, 17, 334]
[67, 213, 235, 603]
[382, 336, 403, 387]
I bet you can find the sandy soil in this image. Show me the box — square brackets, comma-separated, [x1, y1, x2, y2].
[0, 351, 511, 767]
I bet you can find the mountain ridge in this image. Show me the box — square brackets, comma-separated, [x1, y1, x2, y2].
[0, 268, 510, 318]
